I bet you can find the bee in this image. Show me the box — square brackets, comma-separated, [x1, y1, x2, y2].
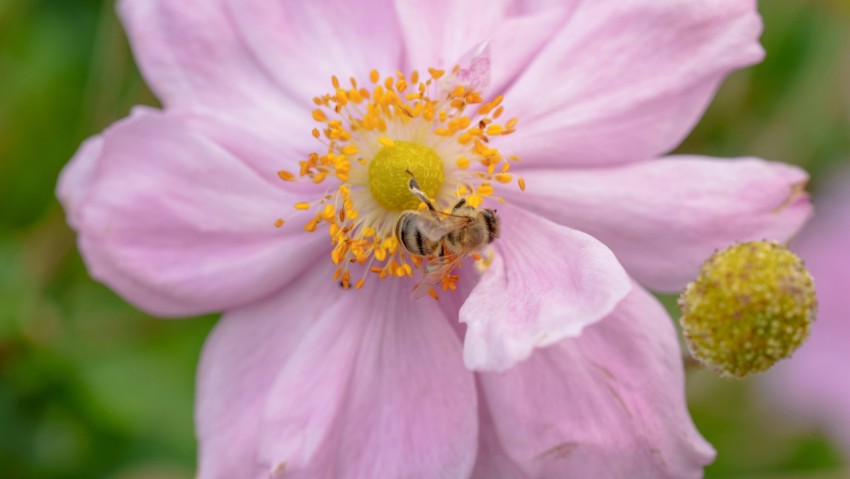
[394, 170, 500, 297]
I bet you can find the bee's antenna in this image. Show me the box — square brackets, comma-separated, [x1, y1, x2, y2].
[405, 169, 437, 211]
[405, 169, 419, 188]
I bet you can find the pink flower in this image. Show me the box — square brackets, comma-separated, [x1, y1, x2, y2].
[58, 0, 811, 477]
[764, 169, 850, 457]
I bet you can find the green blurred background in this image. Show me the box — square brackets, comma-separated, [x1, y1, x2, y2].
[0, 1, 848, 478]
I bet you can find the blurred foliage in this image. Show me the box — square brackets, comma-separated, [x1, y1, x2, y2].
[0, 0, 848, 478]
[1, 1, 213, 478]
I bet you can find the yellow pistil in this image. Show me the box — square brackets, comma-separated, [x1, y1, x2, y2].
[276, 67, 526, 293]
[679, 241, 817, 379]
[368, 141, 444, 211]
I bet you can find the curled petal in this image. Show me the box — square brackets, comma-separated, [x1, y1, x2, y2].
[58, 108, 325, 317]
[507, 156, 812, 291]
[461, 206, 632, 371]
[473, 286, 715, 478]
[500, 0, 764, 166]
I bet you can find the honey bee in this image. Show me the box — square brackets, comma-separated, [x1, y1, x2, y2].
[395, 170, 500, 297]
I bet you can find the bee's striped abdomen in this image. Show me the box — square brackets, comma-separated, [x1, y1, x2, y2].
[396, 212, 438, 256]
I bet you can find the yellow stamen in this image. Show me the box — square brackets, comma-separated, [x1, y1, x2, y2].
[312, 109, 328, 122]
[477, 183, 495, 197]
[277, 170, 296, 182]
[486, 124, 504, 136]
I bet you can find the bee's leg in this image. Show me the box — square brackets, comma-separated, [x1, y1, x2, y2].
[405, 169, 436, 211]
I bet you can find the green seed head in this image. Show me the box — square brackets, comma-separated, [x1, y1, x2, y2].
[679, 241, 817, 379]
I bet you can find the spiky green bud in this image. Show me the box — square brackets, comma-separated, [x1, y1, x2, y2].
[679, 241, 817, 379]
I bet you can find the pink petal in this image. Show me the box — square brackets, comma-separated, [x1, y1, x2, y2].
[195, 270, 336, 479]
[58, 108, 326, 317]
[393, 0, 572, 94]
[472, 383, 535, 479]
[118, 0, 401, 111]
[473, 286, 715, 478]
[117, 0, 403, 163]
[117, 0, 316, 178]
[461, 206, 632, 371]
[499, 0, 764, 167]
[117, 0, 299, 115]
[253, 277, 477, 478]
[486, 2, 577, 94]
[221, 0, 403, 104]
[173, 109, 321, 188]
[394, 0, 510, 69]
[507, 156, 812, 292]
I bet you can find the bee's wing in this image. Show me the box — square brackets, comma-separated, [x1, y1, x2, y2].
[414, 213, 471, 242]
[425, 253, 463, 278]
[411, 280, 434, 300]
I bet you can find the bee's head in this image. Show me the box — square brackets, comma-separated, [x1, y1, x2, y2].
[480, 209, 500, 243]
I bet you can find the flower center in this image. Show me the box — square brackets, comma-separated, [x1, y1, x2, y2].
[275, 68, 525, 297]
[368, 141, 444, 211]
